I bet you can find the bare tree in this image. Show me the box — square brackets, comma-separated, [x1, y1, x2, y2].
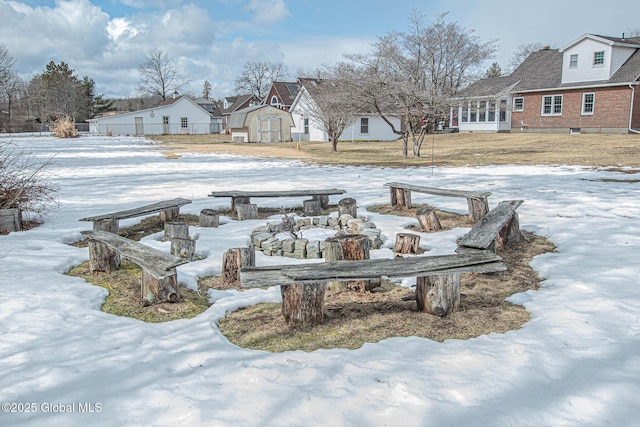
[508, 42, 545, 72]
[344, 10, 496, 157]
[234, 61, 289, 100]
[0, 44, 19, 131]
[626, 28, 640, 37]
[297, 66, 359, 152]
[138, 48, 189, 101]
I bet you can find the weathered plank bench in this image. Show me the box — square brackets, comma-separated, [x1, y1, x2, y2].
[241, 250, 506, 324]
[79, 198, 192, 232]
[384, 182, 491, 223]
[458, 200, 524, 253]
[81, 230, 188, 306]
[208, 189, 346, 218]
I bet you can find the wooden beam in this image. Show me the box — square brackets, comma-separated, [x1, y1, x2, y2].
[384, 182, 491, 200]
[240, 251, 506, 287]
[208, 189, 346, 198]
[458, 200, 524, 250]
[80, 198, 192, 222]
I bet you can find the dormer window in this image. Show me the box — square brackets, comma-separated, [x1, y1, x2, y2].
[569, 54, 578, 68]
[593, 51, 605, 66]
[270, 96, 279, 107]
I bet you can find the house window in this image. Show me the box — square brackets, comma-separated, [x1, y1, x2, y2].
[479, 101, 486, 122]
[360, 118, 369, 134]
[461, 105, 468, 122]
[513, 97, 524, 112]
[488, 100, 496, 122]
[304, 118, 309, 134]
[582, 93, 595, 115]
[593, 51, 605, 66]
[499, 99, 507, 122]
[181, 117, 188, 128]
[270, 96, 279, 107]
[469, 102, 477, 122]
[542, 95, 563, 116]
[570, 54, 579, 68]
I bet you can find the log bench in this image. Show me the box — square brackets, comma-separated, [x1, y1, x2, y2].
[208, 189, 346, 218]
[458, 200, 524, 253]
[81, 230, 188, 306]
[384, 182, 491, 223]
[241, 250, 506, 324]
[79, 198, 192, 232]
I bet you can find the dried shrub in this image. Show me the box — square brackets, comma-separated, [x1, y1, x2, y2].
[0, 140, 58, 216]
[51, 116, 79, 138]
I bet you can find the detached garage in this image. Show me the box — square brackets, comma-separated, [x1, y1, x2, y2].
[88, 96, 221, 136]
[228, 105, 294, 142]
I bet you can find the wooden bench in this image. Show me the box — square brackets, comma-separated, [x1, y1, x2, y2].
[81, 230, 188, 306]
[208, 189, 346, 218]
[241, 250, 506, 325]
[458, 200, 524, 253]
[79, 198, 192, 232]
[384, 182, 491, 223]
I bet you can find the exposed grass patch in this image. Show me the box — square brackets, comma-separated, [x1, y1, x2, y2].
[367, 203, 472, 229]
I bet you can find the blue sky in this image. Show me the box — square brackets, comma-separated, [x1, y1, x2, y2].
[1, 0, 638, 99]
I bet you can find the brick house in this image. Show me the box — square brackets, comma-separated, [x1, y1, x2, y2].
[450, 34, 640, 134]
[263, 81, 300, 111]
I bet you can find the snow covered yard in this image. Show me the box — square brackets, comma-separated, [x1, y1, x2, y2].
[1, 135, 639, 427]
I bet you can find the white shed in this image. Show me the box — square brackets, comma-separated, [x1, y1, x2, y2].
[88, 96, 222, 136]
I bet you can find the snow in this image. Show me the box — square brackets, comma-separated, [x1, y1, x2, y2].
[1, 135, 639, 427]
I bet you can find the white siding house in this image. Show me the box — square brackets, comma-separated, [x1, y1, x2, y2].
[88, 96, 221, 136]
[289, 80, 400, 142]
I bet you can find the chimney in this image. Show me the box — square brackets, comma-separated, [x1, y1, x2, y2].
[622, 32, 626, 41]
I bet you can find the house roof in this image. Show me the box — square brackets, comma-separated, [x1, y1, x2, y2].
[227, 104, 294, 129]
[454, 37, 640, 99]
[560, 34, 640, 51]
[222, 94, 258, 115]
[89, 96, 211, 121]
[268, 81, 300, 106]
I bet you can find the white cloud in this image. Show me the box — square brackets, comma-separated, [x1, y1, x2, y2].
[244, 0, 290, 25]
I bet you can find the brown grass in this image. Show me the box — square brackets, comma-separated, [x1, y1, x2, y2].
[51, 116, 79, 138]
[150, 132, 640, 169]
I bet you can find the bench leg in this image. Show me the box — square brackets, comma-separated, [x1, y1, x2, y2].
[231, 196, 251, 211]
[87, 240, 120, 273]
[93, 218, 119, 233]
[141, 268, 179, 306]
[159, 207, 180, 222]
[312, 195, 330, 209]
[497, 212, 524, 248]
[236, 203, 258, 220]
[390, 187, 411, 209]
[467, 197, 489, 223]
[415, 273, 461, 317]
[281, 282, 326, 325]
[303, 199, 322, 216]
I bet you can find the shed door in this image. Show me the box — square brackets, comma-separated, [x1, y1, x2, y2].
[135, 117, 144, 135]
[257, 116, 281, 142]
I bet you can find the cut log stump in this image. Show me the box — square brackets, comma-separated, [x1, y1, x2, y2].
[159, 207, 180, 222]
[280, 282, 326, 325]
[416, 207, 442, 232]
[394, 233, 420, 256]
[87, 239, 120, 273]
[199, 209, 219, 227]
[141, 267, 180, 306]
[303, 199, 322, 216]
[236, 203, 258, 221]
[415, 273, 461, 317]
[164, 221, 189, 241]
[170, 237, 196, 261]
[0, 208, 23, 233]
[467, 197, 490, 223]
[338, 197, 357, 218]
[222, 247, 256, 287]
[390, 187, 412, 209]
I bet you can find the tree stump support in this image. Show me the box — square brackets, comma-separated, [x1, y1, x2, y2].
[87, 239, 120, 273]
[338, 197, 357, 218]
[313, 195, 330, 209]
[222, 247, 256, 287]
[325, 234, 375, 292]
[467, 197, 490, 223]
[199, 209, 220, 227]
[280, 282, 326, 325]
[416, 207, 442, 232]
[390, 187, 412, 209]
[415, 273, 461, 316]
[394, 233, 420, 256]
[231, 196, 251, 211]
[236, 203, 258, 221]
[303, 199, 322, 216]
[141, 267, 180, 306]
[159, 207, 180, 222]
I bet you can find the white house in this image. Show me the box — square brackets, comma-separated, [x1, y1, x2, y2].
[89, 96, 223, 136]
[288, 78, 400, 142]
